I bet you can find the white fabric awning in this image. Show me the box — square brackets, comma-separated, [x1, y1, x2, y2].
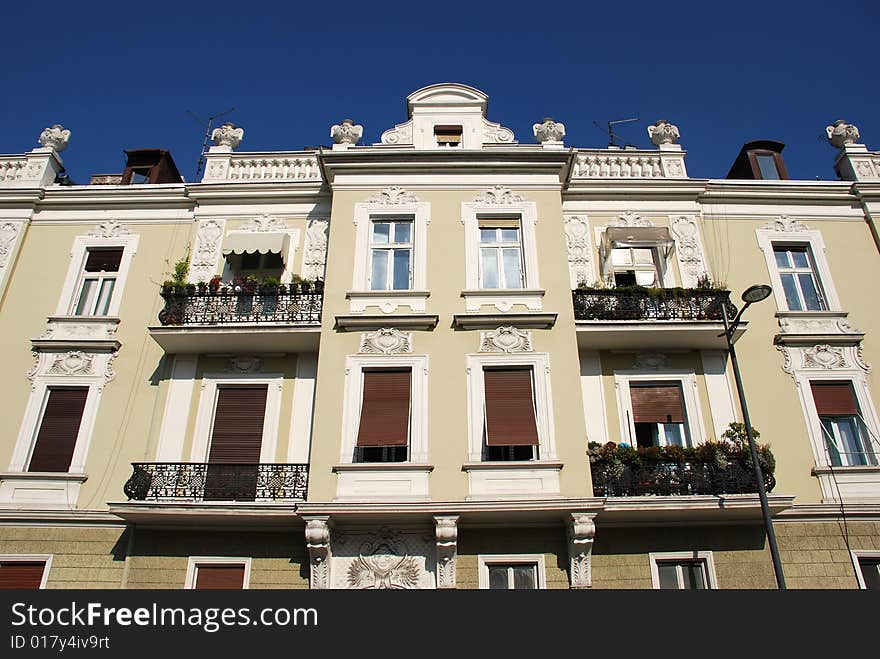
[602, 226, 673, 253]
[221, 232, 290, 258]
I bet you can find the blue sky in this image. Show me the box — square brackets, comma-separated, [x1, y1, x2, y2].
[2, 0, 877, 184]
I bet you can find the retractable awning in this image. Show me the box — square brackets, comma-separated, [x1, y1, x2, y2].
[601, 226, 674, 254]
[221, 232, 290, 258]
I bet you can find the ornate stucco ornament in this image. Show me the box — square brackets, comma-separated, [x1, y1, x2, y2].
[473, 185, 525, 205]
[533, 117, 566, 144]
[331, 119, 363, 146]
[647, 119, 680, 146]
[346, 553, 421, 589]
[359, 328, 412, 355]
[87, 220, 131, 238]
[826, 120, 860, 149]
[304, 518, 330, 590]
[38, 124, 71, 152]
[366, 186, 420, 205]
[480, 326, 532, 353]
[211, 122, 244, 149]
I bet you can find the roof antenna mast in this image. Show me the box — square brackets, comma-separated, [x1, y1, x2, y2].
[594, 117, 639, 148]
[187, 107, 236, 181]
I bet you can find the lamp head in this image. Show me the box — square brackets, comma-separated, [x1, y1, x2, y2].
[741, 284, 772, 304]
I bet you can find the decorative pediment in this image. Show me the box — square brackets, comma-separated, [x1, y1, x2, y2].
[480, 326, 532, 353]
[761, 215, 810, 232]
[608, 211, 653, 228]
[87, 220, 131, 238]
[472, 185, 525, 205]
[359, 328, 413, 354]
[406, 83, 488, 111]
[366, 186, 420, 205]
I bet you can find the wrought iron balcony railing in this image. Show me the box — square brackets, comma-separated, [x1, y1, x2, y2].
[572, 287, 736, 321]
[123, 463, 309, 502]
[590, 459, 774, 497]
[157, 283, 323, 326]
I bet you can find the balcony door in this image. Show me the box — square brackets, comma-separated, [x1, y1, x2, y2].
[204, 386, 268, 501]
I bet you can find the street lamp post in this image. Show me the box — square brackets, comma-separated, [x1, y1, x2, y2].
[720, 284, 787, 589]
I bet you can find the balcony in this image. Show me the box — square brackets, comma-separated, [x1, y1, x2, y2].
[572, 286, 743, 349]
[148, 282, 323, 353]
[123, 463, 309, 502]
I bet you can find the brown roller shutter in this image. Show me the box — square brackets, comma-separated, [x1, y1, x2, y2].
[28, 388, 88, 472]
[484, 368, 539, 446]
[0, 562, 46, 589]
[84, 248, 123, 272]
[194, 564, 245, 589]
[630, 384, 685, 423]
[811, 382, 859, 416]
[207, 386, 268, 463]
[356, 370, 411, 447]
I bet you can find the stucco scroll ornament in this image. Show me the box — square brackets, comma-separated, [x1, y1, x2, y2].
[434, 515, 459, 589]
[87, 220, 131, 238]
[564, 215, 594, 287]
[347, 551, 421, 589]
[48, 351, 95, 376]
[647, 120, 680, 146]
[670, 215, 707, 284]
[856, 345, 872, 373]
[190, 219, 224, 282]
[0, 222, 21, 269]
[366, 186, 420, 205]
[482, 120, 515, 143]
[609, 211, 653, 228]
[240, 214, 289, 233]
[359, 328, 412, 355]
[38, 124, 71, 152]
[776, 345, 794, 376]
[305, 519, 331, 590]
[380, 121, 413, 145]
[761, 215, 810, 232]
[211, 122, 244, 149]
[330, 119, 363, 146]
[803, 344, 847, 370]
[568, 513, 596, 589]
[480, 326, 532, 353]
[473, 185, 525, 205]
[826, 120, 860, 149]
[533, 118, 566, 144]
[302, 218, 329, 281]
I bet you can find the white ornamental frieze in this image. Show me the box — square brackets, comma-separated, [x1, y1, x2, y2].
[359, 328, 412, 355]
[803, 344, 848, 370]
[239, 215, 289, 232]
[0, 221, 23, 271]
[189, 218, 225, 283]
[473, 186, 525, 205]
[332, 527, 435, 590]
[87, 220, 131, 238]
[564, 215, 595, 287]
[480, 326, 532, 353]
[670, 215, 707, 287]
[366, 186, 420, 205]
[609, 211, 653, 227]
[302, 217, 329, 281]
[761, 216, 810, 233]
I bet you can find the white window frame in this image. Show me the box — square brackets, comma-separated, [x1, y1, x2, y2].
[609, 246, 664, 287]
[465, 353, 556, 462]
[594, 226, 675, 288]
[478, 554, 546, 589]
[771, 244, 828, 311]
[0, 554, 53, 589]
[368, 218, 413, 291]
[613, 370, 708, 448]
[190, 374, 284, 464]
[477, 222, 525, 289]
[352, 203, 429, 292]
[55, 232, 139, 317]
[851, 550, 880, 589]
[756, 227, 841, 312]
[649, 551, 717, 589]
[462, 202, 539, 291]
[339, 355, 429, 464]
[185, 557, 251, 589]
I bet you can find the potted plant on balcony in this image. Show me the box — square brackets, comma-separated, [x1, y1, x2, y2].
[208, 275, 221, 293]
[260, 275, 280, 294]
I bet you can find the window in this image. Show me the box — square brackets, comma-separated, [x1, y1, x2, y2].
[129, 167, 151, 184]
[747, 150, 788, 180]
[650, 552, 716, 589]
[630, 383, 690, 448]
[483, 367, 538, 461]
[773, 245, 827, 311]
[186, 558, 251, 590]
[811, 382, 876, 467]
[479, 220, 524, 289]
[354, 369, 411, 463]
[478, 555, 545, 589]
[203, 386, 268, 500]
[27, 388, 88, 472]
[434, 125, 462, 148]
[0, 560, 49, 589]
[369, 220, 412, 291]
[611, 246, 661, 287]
[73, 248, 123, 316]
[854, 553, 880, 590]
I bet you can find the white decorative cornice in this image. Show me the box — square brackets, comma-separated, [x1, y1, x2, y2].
[224, 355, 263, 374]
[647, 120, 680, 146]
[38, 124, 71, 152]
[366, 186, 420, 205]
[239, 214, 289, 232]
[568, 513, 596, 589]
[472, 185, 525, 205]
[331, 119, 363, 146]
[633, 353, 671, 370]
[826, 120, 860, 149]
[434, 515, 459, 590]
[87, 220, 131, 238]
[761, 215, 810, 232]
[359, 328, 413, 355]
[480, 326, 532, 353]
[211, 122, 243, 149]
[609, 211, 653, 227]
[533, 118, 565, 145]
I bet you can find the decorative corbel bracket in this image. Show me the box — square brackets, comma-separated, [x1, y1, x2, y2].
[568, 513, 597, 589]
[304, 516, 331, 590]
[434, 515, 460, 589]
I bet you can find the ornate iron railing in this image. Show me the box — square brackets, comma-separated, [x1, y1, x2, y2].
[572, 287, 736, 321]
[123, 463, 309, 501]
[590, 459, 774, 497]
[157, 283, 323, 325]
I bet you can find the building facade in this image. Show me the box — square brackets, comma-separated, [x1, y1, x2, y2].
[1, 85, 879, 590]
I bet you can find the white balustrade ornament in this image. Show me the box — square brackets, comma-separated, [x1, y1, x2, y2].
[647, 119, 680, 147]
[826, 120, 861, 149]
[227, 156, 320, 181]
[572, 152, 663, 178]
[331, 119, 363, 146]
[533, 117, 565, 146]
[38, 124, 71, 152]
[211, 122, 244, 149]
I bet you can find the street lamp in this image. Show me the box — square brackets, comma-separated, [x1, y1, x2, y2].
[720, 284, 787, 589]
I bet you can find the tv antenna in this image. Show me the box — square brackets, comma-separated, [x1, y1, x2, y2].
[594, 117, 639, 148]
[187, 107, 236, 181]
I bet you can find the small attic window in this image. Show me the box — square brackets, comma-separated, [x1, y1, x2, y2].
[129, 167, 152, 184]
[435, 125, 462, 147]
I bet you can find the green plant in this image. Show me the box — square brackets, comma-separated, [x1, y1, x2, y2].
[261, 275, 281, 287]
[171, 257, 189, 287]
[721, 422, 760, 448]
